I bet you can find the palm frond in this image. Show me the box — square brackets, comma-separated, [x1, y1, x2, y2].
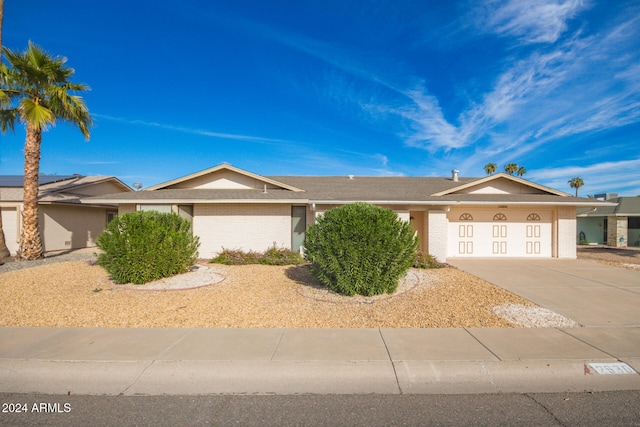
[21, 97, 56, 129]
[0, 109, 18, 133]
[1, 42, 93, 138]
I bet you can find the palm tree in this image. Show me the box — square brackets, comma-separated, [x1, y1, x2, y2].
[516, 166, 526, 177]
[504, 163, 518, 175]
[484, 163, 497, 175]
[0, 0, 10, 262]
[0, 42, 92, 260]
[568, 177, 584, 197]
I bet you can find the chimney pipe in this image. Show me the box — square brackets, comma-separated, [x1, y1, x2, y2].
[451, 169, 459, 182]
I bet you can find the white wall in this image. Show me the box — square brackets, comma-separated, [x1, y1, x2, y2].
[428, 210, 448, 262]
[194, 203, 291, 257]
[557, 207, 577, 258]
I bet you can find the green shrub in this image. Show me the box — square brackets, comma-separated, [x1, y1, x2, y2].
[303, 202, 418, 296]
[414, 251, 446, 269]
[210, 244, 304, 266]
[96, 211, 200, 284]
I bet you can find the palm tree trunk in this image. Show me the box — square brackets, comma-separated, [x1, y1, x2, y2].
[19, 124, 44, 260]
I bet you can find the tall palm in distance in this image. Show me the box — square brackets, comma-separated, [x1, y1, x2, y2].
[504, 163, 519, 175]
[0, 42, 92, 260]
[516, 166, 526, 177]
[568, 177, 585, 197]
[484, 163, 497, 175]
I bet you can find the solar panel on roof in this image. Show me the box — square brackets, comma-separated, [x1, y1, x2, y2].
[0, 175, 76, 187]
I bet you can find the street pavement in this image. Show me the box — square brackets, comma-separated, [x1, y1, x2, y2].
[0, 259, 639, 396]
[3, 391, 640, 426]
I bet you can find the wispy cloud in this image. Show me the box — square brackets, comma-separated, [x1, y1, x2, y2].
[529, 158, 640, 195]
[94, 114, 292, 145]
[396, 6, 640, 161]
[473, 0, 588, 44]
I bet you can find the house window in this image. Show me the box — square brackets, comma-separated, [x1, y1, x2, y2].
[459, 213, 473, 221]
[493, 213, 507, 221]
[106, 210, 117, 223]
[527, 213, 541, 221]
[291, 206, 306, 253]
[139, 204, 172, 213]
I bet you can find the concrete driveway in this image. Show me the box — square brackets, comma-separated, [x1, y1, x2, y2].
[448, 259, 640, 327]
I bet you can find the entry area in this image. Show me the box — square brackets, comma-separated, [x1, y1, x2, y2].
[447, 208, 552, 258]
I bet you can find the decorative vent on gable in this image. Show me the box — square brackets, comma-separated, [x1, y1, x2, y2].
[493, 213, 507, 221]
[527, 213, 541, 221]
[459, 213, 473, 221]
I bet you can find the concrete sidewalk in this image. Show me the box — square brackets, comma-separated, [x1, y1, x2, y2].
[1, 326, 639, 395]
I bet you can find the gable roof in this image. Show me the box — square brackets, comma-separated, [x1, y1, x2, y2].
[431, 173, 570, 197]
[144, 164, 305, 192]
[83, 164, 612, 207]
[0, 175, 132, 205]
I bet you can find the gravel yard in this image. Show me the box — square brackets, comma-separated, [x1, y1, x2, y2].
[577, 245, 640, 270]
[1, 246, 634, 329]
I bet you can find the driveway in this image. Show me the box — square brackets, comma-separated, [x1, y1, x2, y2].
[448, 259, 640, 327]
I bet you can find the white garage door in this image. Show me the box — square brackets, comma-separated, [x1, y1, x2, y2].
[448, 209, 552, 257]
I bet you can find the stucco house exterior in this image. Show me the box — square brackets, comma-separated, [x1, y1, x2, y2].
[577, 195, 640, 247]
[0, 175, 132, 255]
[84, 164, 611, 262]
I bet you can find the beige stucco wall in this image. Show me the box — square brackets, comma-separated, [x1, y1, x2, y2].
[118, 204, 137, 214]
[1, 205, 20, 255]
[194, 203, 291, 257]
[557, 206, 577, 258]
[40, 205, 109, 252]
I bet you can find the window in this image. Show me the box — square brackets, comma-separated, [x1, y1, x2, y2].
[459, 213, 473, 221]
[291, 206, 306, 252]
[527, 213, 541, 221]
[493, 213, 507, 221]
[106, 211, 117, 223]
[139, 204, 172, 213]
[629, 217, 640, 229]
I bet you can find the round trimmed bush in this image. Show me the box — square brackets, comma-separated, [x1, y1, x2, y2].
[303, 202, 418, 296]
[96, 211, 200, 284]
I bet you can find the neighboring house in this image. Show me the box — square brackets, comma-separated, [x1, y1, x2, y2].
[84, 164, 611, 262]
[577, 195, 640, 247]
[0, 175, 132, 255]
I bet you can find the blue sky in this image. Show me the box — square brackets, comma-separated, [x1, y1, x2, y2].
[1, 0, 639, 196]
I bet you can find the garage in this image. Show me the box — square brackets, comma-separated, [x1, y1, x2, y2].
[447, 208, 552, 258]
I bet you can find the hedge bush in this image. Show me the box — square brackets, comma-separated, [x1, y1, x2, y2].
[96, 211, 200, 284]
[303, 202, 418, 296]
[211, 244, 304, 265]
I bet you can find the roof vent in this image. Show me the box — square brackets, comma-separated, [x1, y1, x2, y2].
[451, 169, 459, 182]
[348, 175, 354, 180]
